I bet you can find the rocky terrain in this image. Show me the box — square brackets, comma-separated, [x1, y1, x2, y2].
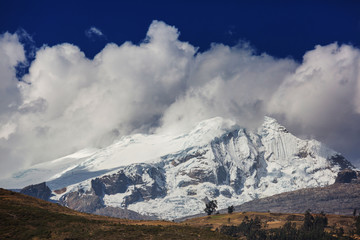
[20, 182, 51, 201]
[176, 169, 360, 221]
[230, 169, 360, 215]
[233, 183, 360, 216]
[7, 116, 355, 220]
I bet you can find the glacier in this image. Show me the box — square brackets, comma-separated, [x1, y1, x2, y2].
[0, 116, 353, 220]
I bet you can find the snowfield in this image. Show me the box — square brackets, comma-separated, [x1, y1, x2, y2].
[1, 116, 353, 219]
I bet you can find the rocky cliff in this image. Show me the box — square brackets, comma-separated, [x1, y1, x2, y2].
[20, 182, 51, 201]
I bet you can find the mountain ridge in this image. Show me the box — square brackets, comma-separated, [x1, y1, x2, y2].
[2, 116, 354, 220]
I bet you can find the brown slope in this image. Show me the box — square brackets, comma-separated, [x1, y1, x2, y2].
[0, 188, 231, 240]
[233, 182, 360, 215]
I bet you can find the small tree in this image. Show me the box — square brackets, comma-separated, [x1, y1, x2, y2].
[355, 215, 360, 235]
[303, 209, 314, 231]
[228, 205, 235, 214]
[204, 200, 218, 215]
[313, 211, 328, 231]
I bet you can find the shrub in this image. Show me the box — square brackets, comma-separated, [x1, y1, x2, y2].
[227, 205, 235, 214]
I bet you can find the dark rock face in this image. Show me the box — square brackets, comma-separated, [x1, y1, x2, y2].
[54, 187, 67, 194]
[329, 154, 354, 169]
[186, 167, 217, 184]
[171, 150, 208, 167]
[90, 163, 166, 207]
[216, 166, 227, 184]
[335, 169, 360, 183]
[60, 163, 167, 213]
[220, 189, 232, 198]
[20, 182, 51, 201]
[60, 189, 103, 213]
[58, 190, 158, 220]
[229, 168, 244, 194]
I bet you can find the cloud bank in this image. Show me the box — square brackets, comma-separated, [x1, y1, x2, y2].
[1, 20, 360, 177]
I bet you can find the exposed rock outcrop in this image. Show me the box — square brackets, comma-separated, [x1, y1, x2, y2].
[335, 169, 360, 183]
[89, 164, 167, 207]
[20, 182, 51, 201]
[59, 189, 103, 213]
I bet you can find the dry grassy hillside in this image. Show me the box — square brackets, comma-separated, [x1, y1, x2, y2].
[0, 188, 230, 240]
[1, 187, 360, 239]
[184, 211, 355, 232]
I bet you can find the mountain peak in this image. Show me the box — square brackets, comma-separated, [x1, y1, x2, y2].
[188, 117, 238, 138]
[2, 116, 353, 220]
[260, 116, 289, 134]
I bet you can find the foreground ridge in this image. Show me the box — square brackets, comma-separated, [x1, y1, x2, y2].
[0, 188, 231, 240]
[2, 188, 359, 239]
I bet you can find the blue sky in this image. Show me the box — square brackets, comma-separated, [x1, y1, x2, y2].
[1, 0, 359, 60]
[1, 0, 360, 175]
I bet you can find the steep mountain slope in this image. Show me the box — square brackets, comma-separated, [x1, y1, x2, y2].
[1, 117, 354, 220]
[230, 169, 360, 215]
[232, 182, 360, 216]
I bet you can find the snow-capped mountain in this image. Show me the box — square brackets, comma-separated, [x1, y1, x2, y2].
[1, 117, 353, 220]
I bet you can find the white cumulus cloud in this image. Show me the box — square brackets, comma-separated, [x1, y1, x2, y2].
[1, 20, 360, 179]
[268, 43, 360, 162]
